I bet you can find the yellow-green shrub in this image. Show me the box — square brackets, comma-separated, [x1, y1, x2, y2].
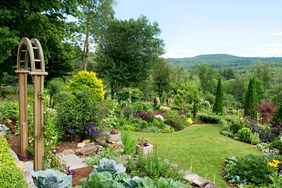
[0, 136, 28, 188]
[67, 71, 104, 100]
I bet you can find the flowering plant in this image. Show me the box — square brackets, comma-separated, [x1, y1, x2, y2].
[268, 159, 281, 169]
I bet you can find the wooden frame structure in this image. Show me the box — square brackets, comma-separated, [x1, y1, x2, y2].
[16, 37, 47, 171]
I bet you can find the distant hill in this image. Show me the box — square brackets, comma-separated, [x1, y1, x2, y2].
[166, 54, 282, 69]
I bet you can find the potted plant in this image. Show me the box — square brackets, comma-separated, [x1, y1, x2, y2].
[106, 129, 121, 143]
[136, 138, 153, 155]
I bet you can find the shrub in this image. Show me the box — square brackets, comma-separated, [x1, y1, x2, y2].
[0, 136, 28, 188]
[165, 117, 185, 131]
[67, 71, 104, 100]
[198, 113, 221, 124]
[272, 103, 282, 125]
[229, 119, 245, 134]
[56, 91, 102, 140]
[270, 140, 282, 155]
[47, 77, 65, 106]
[250, 132, 261, 145]
[121, 133, 136, 155]
[127, 152, 184, 181]
[237, 128, 252, 143]
[128, 101, 153, 114]
[84, 148, 120, 166]
[224, 154, 273, 186]
[257, 101, 275, 124]
[116, 87, 143, 102]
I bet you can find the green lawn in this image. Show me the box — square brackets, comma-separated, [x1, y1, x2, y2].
[124, 124, 260, 188]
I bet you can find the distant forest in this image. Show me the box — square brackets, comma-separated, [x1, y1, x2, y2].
[167, 54, 282, 69]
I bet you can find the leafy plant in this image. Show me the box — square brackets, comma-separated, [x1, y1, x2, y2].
[31, 169, 72, 188]
[127, 152, 183, 181]
[95, 158, 126, 176]
[67, 71, 105, 100]
[270, 140, 282, 155]
[121, 133, 136, 155]
[117, 87, 143, 102]
[84, 148, 120, 167]
[197, 113, 221, 124]
[0, 136, 28, 188]
[237, 128, 252, 143]
[224, 154, 273, 186]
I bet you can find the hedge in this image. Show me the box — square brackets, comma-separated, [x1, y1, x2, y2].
[0, 136, 28, 188]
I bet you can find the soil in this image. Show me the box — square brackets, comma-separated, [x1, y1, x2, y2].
[6, 133, 21, 154]
[55, 141, 78, 153]
[71, 166, 93, 186]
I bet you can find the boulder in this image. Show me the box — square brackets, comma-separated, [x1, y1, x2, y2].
[75, 145, 100, 156]
[183, 171, 209, 187]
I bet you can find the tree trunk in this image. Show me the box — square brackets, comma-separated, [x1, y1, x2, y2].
[83, 31, 89, 71]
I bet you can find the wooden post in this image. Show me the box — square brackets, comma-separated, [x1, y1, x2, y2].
[17, 37, 47, 171]
[18, 71, 29, 157]
[32, 74, 45, 171]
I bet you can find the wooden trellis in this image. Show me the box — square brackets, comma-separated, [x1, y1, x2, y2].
[16, 37, 47, 171]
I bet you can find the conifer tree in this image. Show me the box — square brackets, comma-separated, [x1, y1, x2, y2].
[272, 103, 282, 125]
[213, 78, 224, 114]
[244, 78, 258, 119]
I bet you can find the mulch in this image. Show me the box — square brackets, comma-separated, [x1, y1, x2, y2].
[71, 166, 94, 186]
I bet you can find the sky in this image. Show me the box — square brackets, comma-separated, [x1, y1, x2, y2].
[114, 0, 282, 58]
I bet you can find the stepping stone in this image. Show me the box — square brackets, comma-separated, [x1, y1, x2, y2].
[75, 145, 100, 156]
[183, 171, 209, 187]
[205, 183, 219, 188]
[60, 154, 88, 170]
[23, 161, 34, 172]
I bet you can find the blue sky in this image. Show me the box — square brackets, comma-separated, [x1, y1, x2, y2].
[114, 0, 282, 58]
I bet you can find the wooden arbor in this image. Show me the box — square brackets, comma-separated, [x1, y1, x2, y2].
[16, 37, 48, 171]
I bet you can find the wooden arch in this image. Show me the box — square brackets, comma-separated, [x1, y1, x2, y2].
[16, 37, 48, 171]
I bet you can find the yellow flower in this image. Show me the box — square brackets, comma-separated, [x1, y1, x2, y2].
[187, 118, 193, 125]
[239, 117, 244, 121]
[268, 159, 281, 168]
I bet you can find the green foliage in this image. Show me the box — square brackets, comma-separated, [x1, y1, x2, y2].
[213, 78, 224, 114]
[67, 71, 105, 100]
[128, 101, 153, 114]
[117, 87, 143, 102]
[197, 113, 221, 124]
[244, 78, 258, 119]
[272, 103, 282, 125]
[31, 169, 72, 188]
[95, 16, 164, 95]
[121, 133, 136, 155]
[270, 140, 282, 155]
[81, 158, 187, 188]
[152, 60, 173, 99]
[250, 132, 261, 145]
[195, 64, 217, 93]
[224, 154, 273, 186]
[47, 78, 65, 106]
[56, 91, 102, 140]
[237, 128, 252, 143]
[84, 148, 120, 167]
[127, 152, 184, 181]
[0, 136, 28, 188]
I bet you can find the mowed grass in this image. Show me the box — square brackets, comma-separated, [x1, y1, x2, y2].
[124, 124, 260, 188]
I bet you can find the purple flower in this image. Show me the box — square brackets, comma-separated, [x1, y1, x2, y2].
[68, 129, 75, 134]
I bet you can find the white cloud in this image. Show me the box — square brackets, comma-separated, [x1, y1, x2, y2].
[243, 47, 282, 57]
[270, 32, 282, 36]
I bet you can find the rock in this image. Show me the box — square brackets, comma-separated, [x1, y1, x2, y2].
[183, 171, 209, 187]
[106, 132, 121, 143]
[77, 142, 86, 148]
[136, 143, 153, 155]
[59, 153, 88, 170]
[107, 141, 124, 152]
[63, 149, 75, 155]
[97, 139, 107, 147]
[75, 145, 99, 156]
[82, 139, 91, 144]
[16, 161, 24, 169]
[10, 148, 19, 161]
[205, 183, 219, 188]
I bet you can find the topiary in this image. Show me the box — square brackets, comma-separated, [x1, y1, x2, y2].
[67, 71, 104, 100]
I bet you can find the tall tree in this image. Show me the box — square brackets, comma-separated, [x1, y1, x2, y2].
[195, 64, 216, 93]
[244, 78, 258, 119]
[213, 78, 224, 114]
[0, 0, 82, 90]
[95, 16, 164, 97]
[78, 0, 115, 70]
[152, 59, 172, 100]
[253, 62, 272, 89]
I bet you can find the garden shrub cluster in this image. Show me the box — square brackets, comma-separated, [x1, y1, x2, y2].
[197, 113, 221, 124]
[224, 154, 281, 187]
[0, 136, 28, 188]
[81, 158, 188, 188]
